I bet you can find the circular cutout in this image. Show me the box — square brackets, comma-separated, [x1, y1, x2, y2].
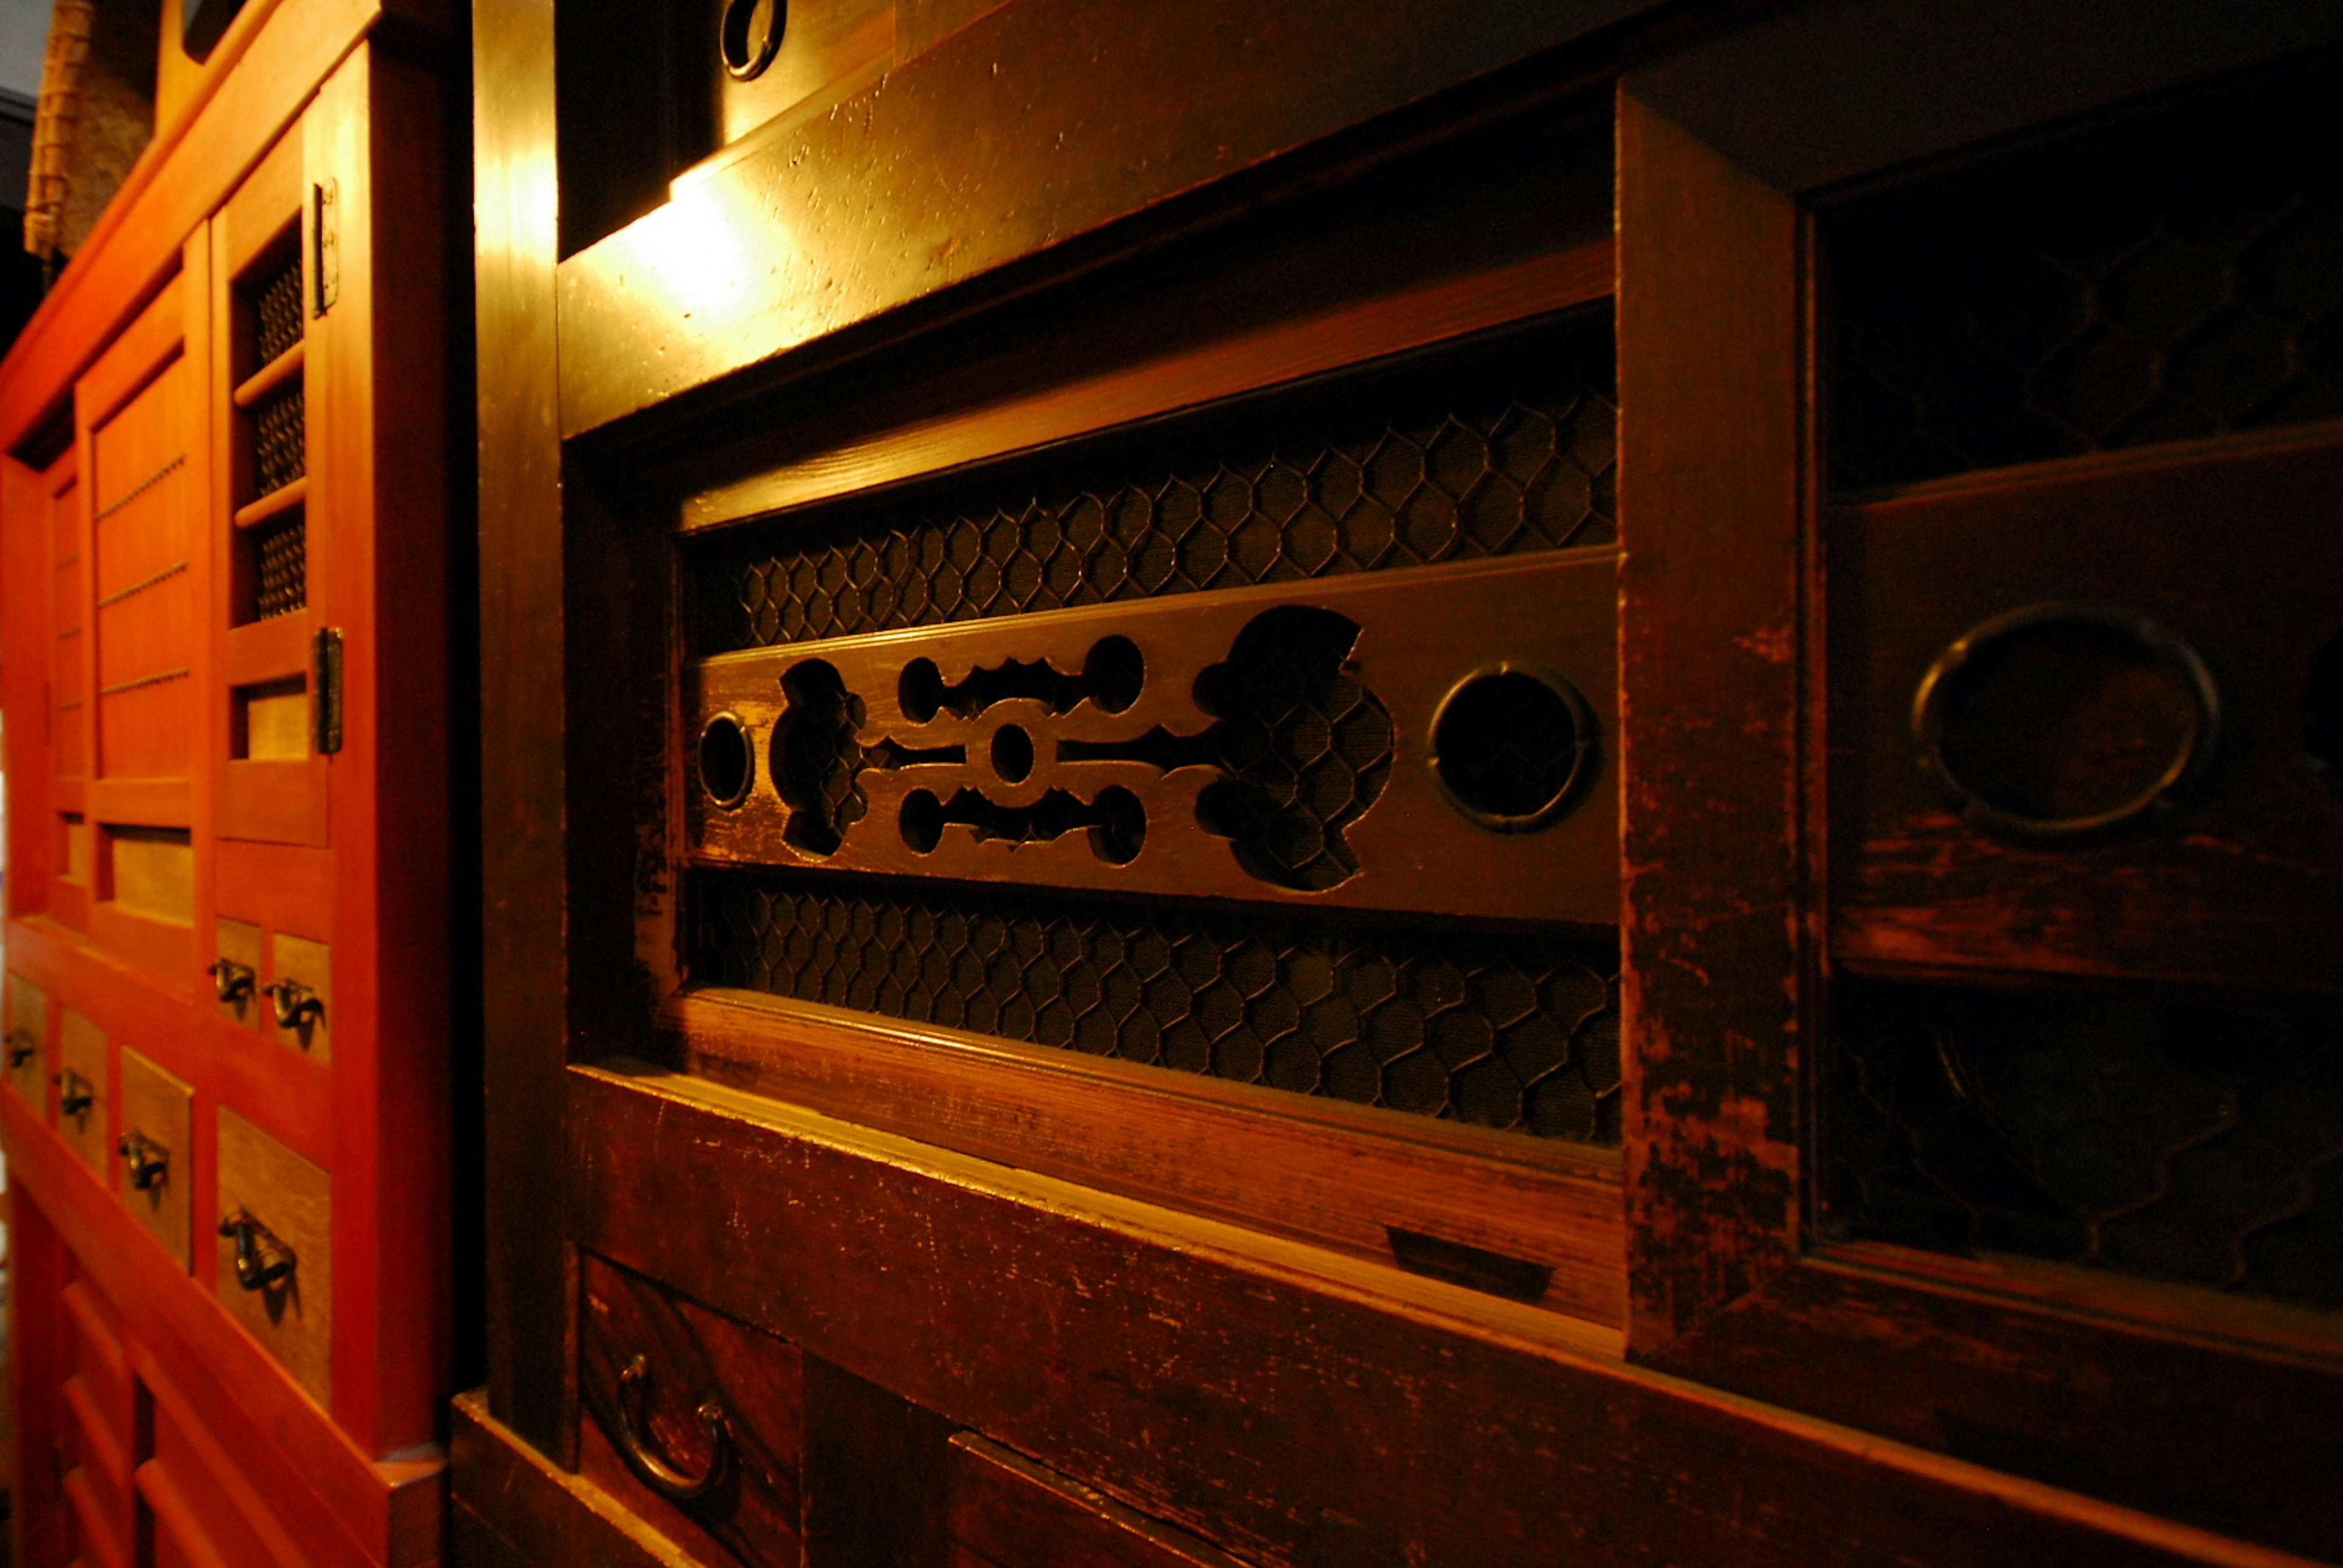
[1088, 786, 1147, 865]
[2308, 630, 2343, 800]
[697, 713, 754, 808]
[720, 0, 785, 80]
[991, 724, 1036, 784]
[1430, 666, 1597, 832]
[900, 789, 944, 854]
[1913, 602, 2219, 841]
[899, 658, 946, 723]
[1084, 636, 1145, 714]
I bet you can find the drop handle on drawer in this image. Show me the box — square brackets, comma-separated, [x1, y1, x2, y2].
[218, 1208, 298, 1290]
[54, 1068, 93, 1117]
[263, 978, 324, 1030]
[5, 1029, 37, 1066]
[118, 1129, 170, 1190]
[207, 958, 256, 1003]
[617, 1354, 732, 1502]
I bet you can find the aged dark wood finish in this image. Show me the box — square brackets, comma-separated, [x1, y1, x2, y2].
[950, 1436, 1253, 1568]
[1830, 429, 2343, 989]
[1615, 82, 1808, 1356]
[466, 4, 2343, 1567]
[564, 1062, 2294, 1568]
[474, 0, 577, 1458]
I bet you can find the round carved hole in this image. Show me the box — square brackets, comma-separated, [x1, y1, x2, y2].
[991, 724, 1036, 784]
[720, 0, 785, 80]
[2308, 630, 2343, 800]
[1089, 785, 1146, 865]
[1914, 602, 2219, 842]
[899, 658, 946, 723]
[1430, 667, 1596, 832]
[901, 789, 944, 854]
[1084, 636, 1145, 714]
[697, 713, 754, 808]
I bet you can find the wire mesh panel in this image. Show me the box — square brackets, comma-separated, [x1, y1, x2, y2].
[250, 251, 304, 368]
[253, 382, 306, 498]
[253, 516, 307, 620]
[1827, 977, 2343, 1306]
[696, 868, 1622, 1145]
[692, 320, 1616, 654]
[683, 320, 1622, 1143]
[1826, 64, 2343, 492]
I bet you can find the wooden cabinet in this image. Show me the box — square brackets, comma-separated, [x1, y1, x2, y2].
[0, 4, 461, 1566]
[459, 2, 2343, 1566]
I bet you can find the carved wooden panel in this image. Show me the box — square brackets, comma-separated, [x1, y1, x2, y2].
[689, 554, 1617, 922]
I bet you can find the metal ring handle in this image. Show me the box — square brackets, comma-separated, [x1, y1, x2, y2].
[616, 1354, 732, 1503]
[120, 1130, 170, 1190]
[1912, 600, 2220, 843]
[720, 0, 785, 80]
[218, 1208, 298, 1291]
[4, 1029, 38, 1067]
[264, 978, 325, 1030]
[209, 957, 256, 1004]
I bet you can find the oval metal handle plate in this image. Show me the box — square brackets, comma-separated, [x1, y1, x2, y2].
[616, 1353, 732, 1503]
[1912, 600, 2220, 843]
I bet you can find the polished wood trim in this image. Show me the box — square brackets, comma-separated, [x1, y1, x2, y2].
[473, 0, 578, 1456]
[87, 778, 195, 828]
[232, 472, 309, 531]
[234, 339, 308, 409]
[1616, 82, 1808, 1356]
[568, 1063, 2310, 1568]
[0, 0, 383, 452]
[555, 0, 1658, 434]
[681, 239, 1615, 531]
[673, 985, 1627, 1327]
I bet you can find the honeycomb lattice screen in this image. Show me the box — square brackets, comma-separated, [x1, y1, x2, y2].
[693, 319, 1616, 655]
[1826, 63, 2343, 492]
[682, 317, 1626, 1146]
[697, 869, 1622, 1143]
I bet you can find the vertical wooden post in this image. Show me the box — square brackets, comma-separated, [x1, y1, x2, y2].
[1616, 83, 1810, 1358]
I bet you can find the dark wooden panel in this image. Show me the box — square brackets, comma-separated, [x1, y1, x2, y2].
[951, 1435, 1252, 1568]
[578, 1251, 808, 1568]
[1829, 431, 2343, 990]
[554, 0, 1657, 432]
[1614, 84, 1808, 1355]
[473, 0, 577, 1456]
[567, 1062, 2287, 1568]
[1646, 1243, 2343, 1563]
[802, 1356, 956, 1568]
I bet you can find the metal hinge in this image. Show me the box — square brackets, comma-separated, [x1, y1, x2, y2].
[314, 626, 344, 755]
[311, 179, 339, 317]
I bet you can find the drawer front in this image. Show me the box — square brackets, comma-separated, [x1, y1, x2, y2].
[268, 931, 331, 1060]
[214, 918, 264, 1030]
[950, 1436, 1251, 1568]
[578, 1251, 805, 1568]
[118, 1047, 196, 1269]
[5, 971, 50, 1104]
[214, 1106, 331, 1406]
[57, 1007, 109, 1171]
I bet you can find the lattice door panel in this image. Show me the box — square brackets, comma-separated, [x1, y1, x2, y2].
[678, 318, 1625, 1149]
[90, 354, 195, 784]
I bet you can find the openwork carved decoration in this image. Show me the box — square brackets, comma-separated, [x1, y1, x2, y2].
[688, 555, 1621, 927]
[763, 606, 1393, 889]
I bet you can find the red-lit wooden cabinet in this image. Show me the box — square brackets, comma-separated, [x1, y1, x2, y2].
[0, 4, 459, 1566]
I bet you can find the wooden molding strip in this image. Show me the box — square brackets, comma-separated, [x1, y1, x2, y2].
[235, 475, 308, 531]
[234, 338, 306, 409]
[680, 239, 1614, 531]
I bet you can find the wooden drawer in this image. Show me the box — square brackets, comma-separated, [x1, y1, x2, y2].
[578, 1251, 806, 1568]
[118, 1047, 195, 1269]
[56, 1007, 109, 1171]
[214, 1107, 331, 1406]
[214, 916, 264, 1030]
[951, 1436, 1252, 1568]
[5, 970, 49, 1104]
[268, 930, 331, 1060]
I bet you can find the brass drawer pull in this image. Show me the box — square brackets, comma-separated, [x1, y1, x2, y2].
[208, 958, 257, 1003]
[119, 1130, 170, 1190]
[5, 1029, 37, 1066]
[218, 1208, 298, 1290]
[616, 1354, 732, 1502]
[55, 1068, 94, 1118]
[263, 978, 325, 1030]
